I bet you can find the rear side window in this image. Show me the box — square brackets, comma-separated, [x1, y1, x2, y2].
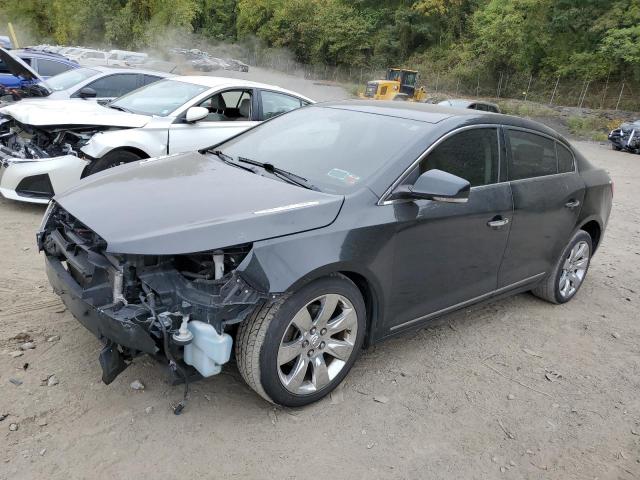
[420, 128, 499, 187]
[260, 91, 303, 120]
[507, 130, 557, 180]
[37, 59, 72, 77]
[556, 143, 575, 173]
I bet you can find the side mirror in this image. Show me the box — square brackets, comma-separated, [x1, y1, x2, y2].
[391, 169, 470, 203]
[185, 106, 209, 123]
[78, 87, 97, 99]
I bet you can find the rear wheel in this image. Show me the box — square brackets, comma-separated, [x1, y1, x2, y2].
[236, 275, 366, 406]
[85, 150, 143, 176]
[532, 230, 592, 304]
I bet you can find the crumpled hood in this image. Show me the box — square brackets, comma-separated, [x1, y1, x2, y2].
[0, 47, 42, 82]
[55, 151, 344, 255]
[0, 98, 151, 128]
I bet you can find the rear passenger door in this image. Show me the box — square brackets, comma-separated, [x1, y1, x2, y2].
[498, 128, 585, 288]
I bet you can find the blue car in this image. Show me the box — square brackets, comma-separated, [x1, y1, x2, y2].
[0, 49, 79, 89]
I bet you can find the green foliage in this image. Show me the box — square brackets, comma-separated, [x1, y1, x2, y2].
[1, 0, 640, 82]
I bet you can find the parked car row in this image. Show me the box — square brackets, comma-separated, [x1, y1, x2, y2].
[169, 47, 249, 72]
[0, 56, 613, 409]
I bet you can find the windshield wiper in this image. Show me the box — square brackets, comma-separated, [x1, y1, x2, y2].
[108, 104, 130, 113]
[237, 156, 317, 191]
[209, 150, 258, 174]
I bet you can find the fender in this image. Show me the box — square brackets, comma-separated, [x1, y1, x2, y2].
[81, 126, 169, 159]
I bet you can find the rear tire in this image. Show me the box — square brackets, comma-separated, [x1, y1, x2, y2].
[235, 274, 366, 406]
[85, 150, 143, 176]
[532, 230, 592, 304]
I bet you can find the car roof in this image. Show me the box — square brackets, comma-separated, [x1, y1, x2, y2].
[12, 49, 78, 63]
[88, 65, 173, 77]
[173, 76, 315, 102]
[315, 100, 562, 139]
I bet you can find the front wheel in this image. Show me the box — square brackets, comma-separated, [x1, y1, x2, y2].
[532, 230, 592, 304]
[84, 150, 143, 177]
[236, 275, 366, 406]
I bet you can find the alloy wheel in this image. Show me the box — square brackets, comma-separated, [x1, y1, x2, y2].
[559, 240, 590, 298]
[277, 294, 358, 395]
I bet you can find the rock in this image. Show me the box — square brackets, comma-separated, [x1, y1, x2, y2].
[144, 406, 153, 414]
[9, 423, 18, 431]
[22, 247, 30, 251]
[500, 466, 506, 473]
[509, 460, 516, 467]
[492, 456, 499, 463]
[0, 414, 7, 422]
[39, 448, 47, 456]
[631, 429, 639, 436]
[373, 395, 389, 404]
[46, 335, 60, 343]
[20, 342, 35, 351]
[611, 332, 621, 339]
[366, 442, 376, 449]
[507, 394, 515, 400]
[130, 380, 145, 391]
[9, 378, 22, 386]
[53, 306, 66, 313]
[37, 418, 47, 427]
[46, 375, 59, 387]
[9, 351, 23, 358]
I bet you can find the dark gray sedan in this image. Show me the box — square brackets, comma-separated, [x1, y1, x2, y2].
[38, 101, 613, 408]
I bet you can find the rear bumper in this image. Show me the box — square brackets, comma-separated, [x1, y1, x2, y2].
[0, 154, 88, 204]
[45, 254, 158, 354]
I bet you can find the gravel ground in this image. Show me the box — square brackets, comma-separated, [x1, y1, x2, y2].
[0, 69, 639, 480]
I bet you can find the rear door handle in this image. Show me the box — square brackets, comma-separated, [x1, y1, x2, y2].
[487, 216, 509, 229]
[565, 200, 581, 209]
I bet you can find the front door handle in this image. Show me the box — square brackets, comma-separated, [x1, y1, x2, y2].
[487, 216, 509, 229]
[565, 199, 581, 209]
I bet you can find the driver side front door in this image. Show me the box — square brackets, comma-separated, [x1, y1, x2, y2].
[385, 127, 513, 332]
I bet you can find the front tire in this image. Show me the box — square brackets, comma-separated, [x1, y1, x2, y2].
[532, 230, 592, 304]
[85, 150, 143, 176]
[236, 274, 366, 406]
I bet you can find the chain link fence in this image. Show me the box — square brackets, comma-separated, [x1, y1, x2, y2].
[247, 49, 639, 113]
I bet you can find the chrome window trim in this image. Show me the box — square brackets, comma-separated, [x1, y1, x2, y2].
[389, 272, 546, 331]
[378, 124, 502, 206]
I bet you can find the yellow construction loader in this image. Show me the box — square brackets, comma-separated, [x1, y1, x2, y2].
[361, 68, 427, 102]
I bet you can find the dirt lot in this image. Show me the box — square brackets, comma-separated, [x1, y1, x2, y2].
[1, 70, 639, 480]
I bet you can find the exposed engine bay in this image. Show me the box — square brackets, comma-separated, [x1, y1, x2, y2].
[0, 115, 103, 160]
[39, 204, 269, 411]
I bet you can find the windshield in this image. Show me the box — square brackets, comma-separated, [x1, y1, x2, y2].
[109, 79, 208, 116]
[218, 106, 432, 194]
[45, 67, 98, 91]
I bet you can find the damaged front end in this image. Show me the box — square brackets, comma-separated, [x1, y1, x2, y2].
[39, 203, 269, 386]
[0, 115, 100, 160]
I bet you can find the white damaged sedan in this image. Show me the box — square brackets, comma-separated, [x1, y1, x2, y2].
[0, 76, 313, 203]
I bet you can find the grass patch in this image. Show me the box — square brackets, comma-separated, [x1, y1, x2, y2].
[566, 116, 611, 141]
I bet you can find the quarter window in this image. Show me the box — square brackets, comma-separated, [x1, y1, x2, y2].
[260, 91, 302, 120]
[556, 143, 575, 173]
[507, 130, 557, 180]
[417, 128, 499, 187]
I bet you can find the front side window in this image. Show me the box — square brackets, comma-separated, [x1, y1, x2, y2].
[416, 128, 499, 187]
[109, 79, 208, 116]
[37, 59, 72, 77]
[82, 74, 139, 98]
[507, 130, 557, 180]
[260, 91, 302, 120]
[197, 89, 252, 121]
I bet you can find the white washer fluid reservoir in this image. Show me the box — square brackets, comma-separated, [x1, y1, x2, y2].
[183, 321, 232, 377]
